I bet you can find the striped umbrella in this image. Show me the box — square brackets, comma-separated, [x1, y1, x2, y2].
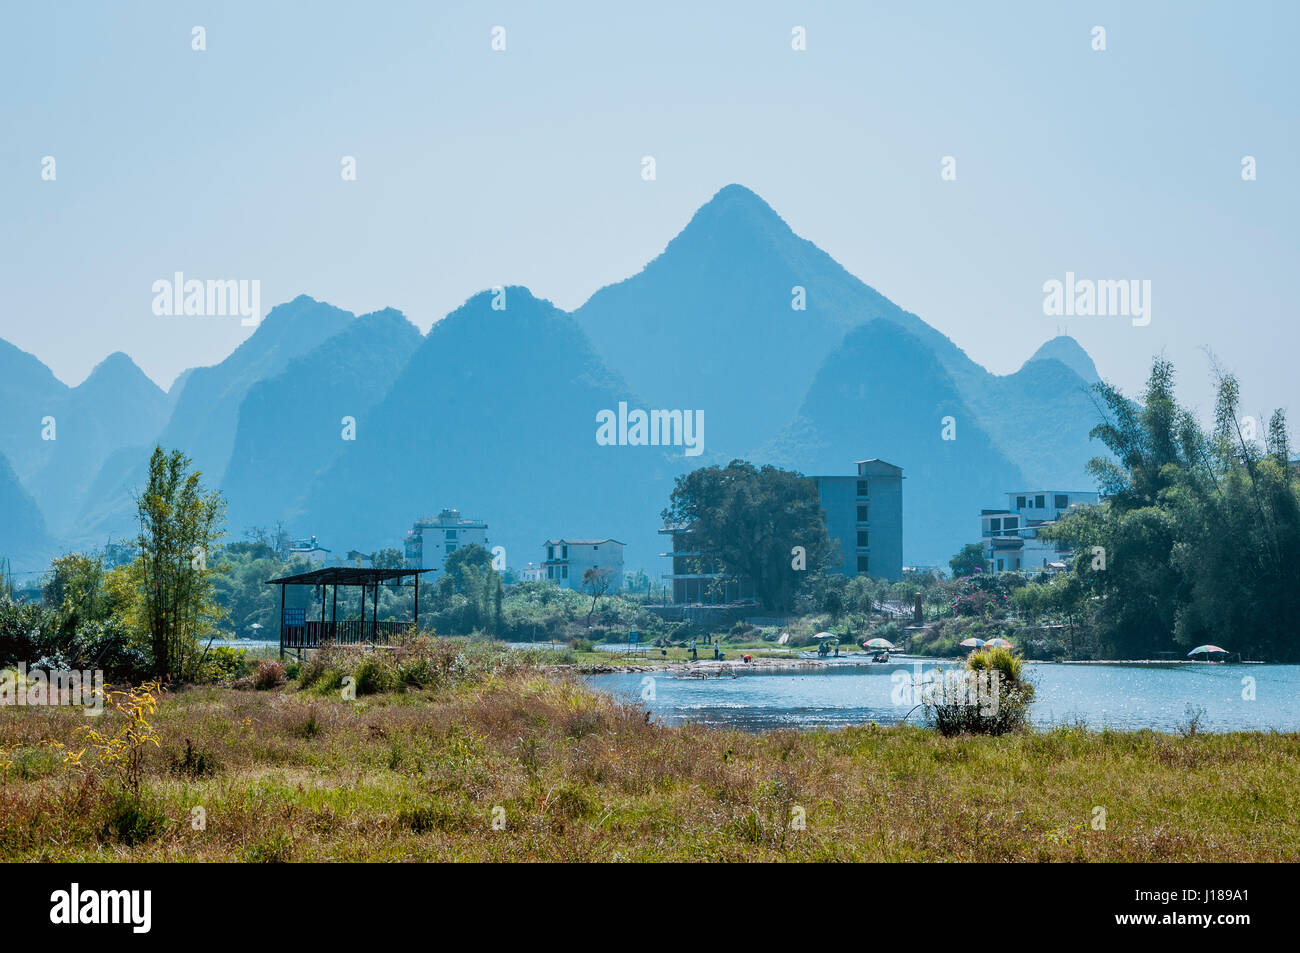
[959, 637, 985, 648]
[984, 638, 1014, 649]
[863, 638, 896, 650]
[1187, 644, 1228, 657]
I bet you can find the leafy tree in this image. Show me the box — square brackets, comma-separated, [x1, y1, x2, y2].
[244, 523, 292, 557]
[136, 447, 225, 678]
[434, 543, 504, 635]
[210, 549, 312, 637]
[948, 543, 986, 578]
[0, 558, 15, 601]
[372, 548, 406, 570]
[623, 568, 652, 594]
[1047, 357, 1300, 661]
[582, 567, 613, 626]
[662, 460, 832, 612]
[43, 553, 111, 636]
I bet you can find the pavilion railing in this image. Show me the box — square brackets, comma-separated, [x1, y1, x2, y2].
[281, 619, 410, 649]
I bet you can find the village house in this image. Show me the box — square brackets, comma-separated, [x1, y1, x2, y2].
[979, 490, 1099, 573]
[403, 508, 489, 577]
[542, 539, 625, 591]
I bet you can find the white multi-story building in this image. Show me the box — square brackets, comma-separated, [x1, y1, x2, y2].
[979, 490, 1099, 573]
[404, 508, 488, 577]
[542, 539, 624, 591]
[518, 562, 545, 583]
[288, 536, 331, 563]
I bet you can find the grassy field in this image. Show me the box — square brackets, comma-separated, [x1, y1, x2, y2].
[2, 646, 1298, 861]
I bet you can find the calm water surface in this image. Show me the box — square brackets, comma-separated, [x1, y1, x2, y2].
[586, 659, 1300, 732]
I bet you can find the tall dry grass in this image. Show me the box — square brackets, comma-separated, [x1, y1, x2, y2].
[1, 640, 1298, 861]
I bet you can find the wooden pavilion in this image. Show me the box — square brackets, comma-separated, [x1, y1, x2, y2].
[265, 566, 432, 659]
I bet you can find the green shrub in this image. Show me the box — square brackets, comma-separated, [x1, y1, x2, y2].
[6, 745, 62, 781]
[967, 645, 1025, 682]
[399, 804, 464, 834]
[243, 830, 293, 863]
[98, 792, 165, 846]
[354, 656, 397, 696]
[297, 708, 322, 738]
[169, 738, 218, 778]
[924, 647, 1035, 737]
[199, 645, 253, 683]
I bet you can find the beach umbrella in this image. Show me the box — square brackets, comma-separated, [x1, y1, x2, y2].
[984, 638, 1014, 649]
[863, 638, 896, 650]
[1187, 644, 1228, 657]
[813, 632, 838, 640]
[959, 637, 985, 648]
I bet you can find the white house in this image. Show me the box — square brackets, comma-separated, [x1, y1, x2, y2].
[518, 562, 545, 583]
[542, 539, 625, 592]
[288, 536, 331, 563]
[404, 508, 489, 576]
[979, 490, 1099, 573]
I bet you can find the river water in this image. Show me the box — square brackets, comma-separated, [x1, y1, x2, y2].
[585, 658, 1300, 732]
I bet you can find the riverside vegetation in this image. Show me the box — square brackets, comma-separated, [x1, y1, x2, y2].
[2, 637, 1298, 862]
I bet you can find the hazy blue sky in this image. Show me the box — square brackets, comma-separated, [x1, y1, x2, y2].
[3, 1, 1296, 419]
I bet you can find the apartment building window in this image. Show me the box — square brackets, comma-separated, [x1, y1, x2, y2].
[562, 565, 568, 579]
[1016, 495, 1026, 508]
[856, 504, 869, 522]
[989, 518, 1001, 533]
[856, 555, 869, 572]
[1035, 495, 1045, 508]
[1005, 517, 1018, 530]
[547, 566, 554, 579]
[547, 545, 554, 560]
[1054, 494, 1068, 509]
[445, 529, 457, 540]
[856, 530, 869, 547]
[561, 544, 568, 559]
[856, 480, 869, 498]
[446, 544, 456, 554]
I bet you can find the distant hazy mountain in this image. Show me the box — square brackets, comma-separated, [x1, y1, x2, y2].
[1024, 335, 1101, 384]
[69, 445, 150, 548]
[764, 320, 1026, 564]
[0, 452, 54, 570]
[575, 184, 983, 457]
[221, 308, 421, 535]
[2, 185, 1111, 574]
[27, 352, 168, 537]
[0, 338, 68, 483]
[156, 295, 355, 487]
[975, 358, 1101, 490]
[70, 296, 357, 547]
[573, 185, 1101, 501]
[294, 287, 683, 568]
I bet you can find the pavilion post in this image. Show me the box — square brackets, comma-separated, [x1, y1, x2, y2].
[413, 573, 420, 633]
[279, 583, 285, 660]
